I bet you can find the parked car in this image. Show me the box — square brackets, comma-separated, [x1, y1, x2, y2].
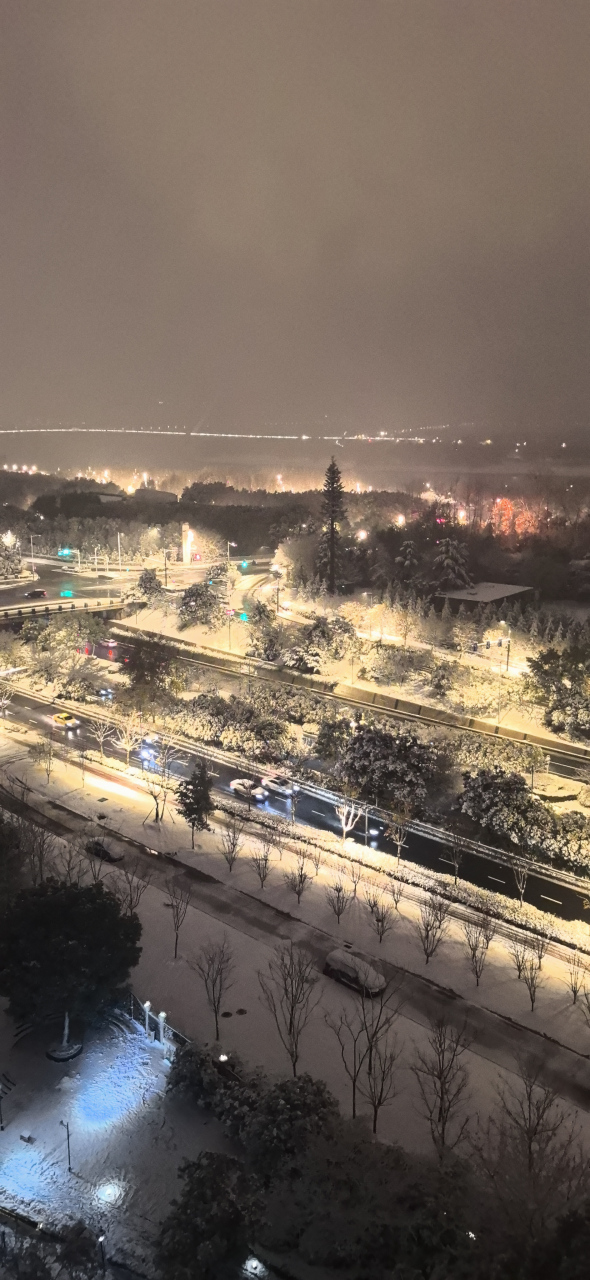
[52, 712, 80, 728]
[229, 778, 268, 803]
[261, 773, 299, 798]
[85, 839, 123, 864]
[24, 588, 47, 599]
[324, 949, 386, 997]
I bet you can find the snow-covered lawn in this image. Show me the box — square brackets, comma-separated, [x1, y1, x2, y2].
[0, 1010, 230, 1274]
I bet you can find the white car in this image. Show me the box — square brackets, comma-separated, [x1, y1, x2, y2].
[261, 774, 299, 798]
[324, 949, 386, 997]
[229, 778, 268, 803]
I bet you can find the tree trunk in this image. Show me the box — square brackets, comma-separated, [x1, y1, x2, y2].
[62, 1010, 70, 1047]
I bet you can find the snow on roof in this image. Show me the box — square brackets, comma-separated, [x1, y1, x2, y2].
[437, 581, 533, 603]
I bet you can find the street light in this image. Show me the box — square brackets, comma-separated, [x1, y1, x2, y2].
[60, 1119, 72, 1172]
[227, 540, 237, 563]
[29, 533, 41, 580]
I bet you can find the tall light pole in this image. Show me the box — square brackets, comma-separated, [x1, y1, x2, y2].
[227, 540, 237, 564]
[94, 546, 100, 582]
[117, 532, 122, 572]
[60, 1119, 72, 1172]
[163, 548, 169, 588]
[30, 533, 37, 579]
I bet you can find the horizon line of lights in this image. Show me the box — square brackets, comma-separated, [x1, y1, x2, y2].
[0, 428, 187, 436]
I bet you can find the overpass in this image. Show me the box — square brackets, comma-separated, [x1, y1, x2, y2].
[0, 596, 125, 624]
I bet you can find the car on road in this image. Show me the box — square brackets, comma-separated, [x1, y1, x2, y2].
[85, 839, 123, 864]
[24, 588, 47, 599]
[324, 949, 386, 997]
[261, 773, 299, 798]
[229, 778, 268, 803]
[52, 712, 80, 729]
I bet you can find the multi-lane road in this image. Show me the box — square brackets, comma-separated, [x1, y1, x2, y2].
[4, 681, 589, 925]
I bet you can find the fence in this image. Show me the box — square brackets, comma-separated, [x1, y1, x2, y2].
[127, 991, 189, 1048]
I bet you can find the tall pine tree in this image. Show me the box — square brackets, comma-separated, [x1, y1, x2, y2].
[318, 456, 346, 594]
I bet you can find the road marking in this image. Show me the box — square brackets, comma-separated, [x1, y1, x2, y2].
[540, 894, 562, 905]
[312, 810, 328, 818]
[439, 856, 454, 865]
[488, 875, 505, 884]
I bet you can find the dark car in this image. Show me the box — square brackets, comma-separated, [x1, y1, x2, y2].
[24, 588, 47, 599]
[85, 839, 123, 864]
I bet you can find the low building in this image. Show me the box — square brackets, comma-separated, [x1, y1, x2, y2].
[129, 489, 178, 505]
[437, 581, 533, 610]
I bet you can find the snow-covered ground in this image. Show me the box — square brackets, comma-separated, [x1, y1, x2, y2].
[0, 1011, 230, 1274]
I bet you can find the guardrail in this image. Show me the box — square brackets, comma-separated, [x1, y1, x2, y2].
[0, 598, 124, 621]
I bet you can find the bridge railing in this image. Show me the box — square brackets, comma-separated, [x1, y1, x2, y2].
[0, 598, 123, 620]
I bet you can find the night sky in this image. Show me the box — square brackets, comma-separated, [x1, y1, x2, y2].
[2, 1, 590, 456]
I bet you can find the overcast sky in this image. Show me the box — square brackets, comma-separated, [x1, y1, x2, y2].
[1, 1, 589, 443]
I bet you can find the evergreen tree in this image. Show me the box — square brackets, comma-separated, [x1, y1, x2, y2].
[394, 540, 419, 584]
[429, 539, 472, 593]
[176, 762, 215, 847]
[0, 881, 142, 1045]
[317, 457, 346, 594]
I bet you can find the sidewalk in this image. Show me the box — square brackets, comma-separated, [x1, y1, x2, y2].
[3, 732, 590, 1152]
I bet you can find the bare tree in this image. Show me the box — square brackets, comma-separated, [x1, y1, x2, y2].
[29, 738, 55, 785]
[364, 883, 381, 916]
[284, 855, 311, 906]
[388, 876, 406, 912]
[325, 1005, 369, 1119]
[531, 934, 549, 971]
[412, 1018, 471, 1159]
[325, 879, 351, 926]
[511, 857, 529, 908]
[473, 1058, 590, 1252]
[0, 682, 13, 717]
[386, 810, 409, 866]
[113, 710, 143, 768]
[269, 818, 290, 863]
[88, 713, 114, 762]
[166, 879, 192, 959]
[190, 935, 235, 1041]
[346, 858, 363, 898]
[566, 951, 587, 1005]
[308, 846, 324, 877]
[156, 738, 184, 821]
[416, 894, 450, 964]
[251, 839, 272, 890]
[258, 943, 320, 1076]
[446, 827, 465, 886]
[76, 747, 88, 787]
[359, 1033, 401, 1135]
[463, 919, 493, 986]
[220, 814, 245, 872]
[15, 819, 55, 886]
[373, 901, 394, 945]
[115, 858, 151, 915]
[144, 767, 164, 823]
[335, 799, 363, 845]
[52, 842, 84, 886]
[509, 938, 531, 980]
[523, 957, 541, 1011]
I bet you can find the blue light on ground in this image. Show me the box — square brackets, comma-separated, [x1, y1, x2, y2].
[0, 1146, 49, 1202]
[75, 1048, 160, 1129]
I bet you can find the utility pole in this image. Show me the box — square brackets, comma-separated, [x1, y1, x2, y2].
[117, 531, 122, 572]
